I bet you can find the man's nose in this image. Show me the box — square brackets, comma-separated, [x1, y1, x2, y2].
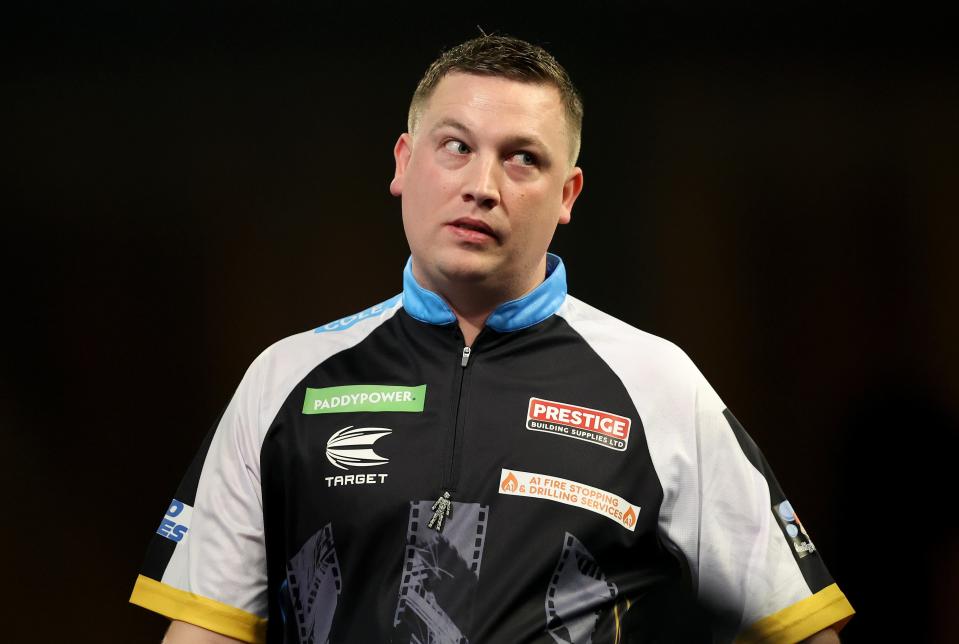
[462, 156, 500, 210]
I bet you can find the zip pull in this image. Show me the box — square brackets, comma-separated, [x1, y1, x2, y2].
[461, 346, 472, 368]
[428, 491, 452, 532]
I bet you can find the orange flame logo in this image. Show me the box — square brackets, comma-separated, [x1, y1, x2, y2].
[623, 506, 636, 528]
[501, 471, 519, 492]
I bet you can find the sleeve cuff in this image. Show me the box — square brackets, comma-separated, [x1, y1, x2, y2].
[129, 574, 267, 644]
[736, 583, 855, 644]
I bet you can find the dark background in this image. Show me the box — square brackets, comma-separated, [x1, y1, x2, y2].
[3, 3, 957, 642]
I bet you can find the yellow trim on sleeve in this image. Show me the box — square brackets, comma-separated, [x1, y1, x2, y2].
[736, 583, 854, 644]
[129, 574, 267, 644]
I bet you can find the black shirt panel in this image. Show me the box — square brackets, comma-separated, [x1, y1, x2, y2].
[260, 310, 682, 643]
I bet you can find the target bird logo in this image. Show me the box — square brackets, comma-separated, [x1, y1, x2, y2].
[325, 426, 392, 470]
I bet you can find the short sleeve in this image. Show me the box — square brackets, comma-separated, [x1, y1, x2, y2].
[693, 381, 854, 643]
[130, 361, 269, 644]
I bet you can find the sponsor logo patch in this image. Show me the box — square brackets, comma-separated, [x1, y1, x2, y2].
[303, 384, 426, 415]
[326, 425, 392, 470]
[156, 499, 192, 543]
[324, 472, 389, 488]
[526, 398, 631, 451]
[315, 294, 401, 333]
[499, 469, 641, 531]
[774, 500, 817, 558]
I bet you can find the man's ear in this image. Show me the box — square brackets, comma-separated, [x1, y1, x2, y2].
[558, 167, 584, 225]
[389, 133, 413, 197]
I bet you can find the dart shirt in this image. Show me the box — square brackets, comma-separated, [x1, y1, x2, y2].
[130, 254, 854, 643]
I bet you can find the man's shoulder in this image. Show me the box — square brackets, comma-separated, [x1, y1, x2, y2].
[247, 293, 405, 379]
[558, 295, 692, 364]
[556, 294, 706, 394]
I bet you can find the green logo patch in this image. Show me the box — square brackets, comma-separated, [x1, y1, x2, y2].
[302, 384, 427, 414]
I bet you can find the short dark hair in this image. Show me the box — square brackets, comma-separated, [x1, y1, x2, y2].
[408, 34, 584, 164]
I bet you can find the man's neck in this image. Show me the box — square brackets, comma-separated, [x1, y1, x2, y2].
[411, 257, 550, 347]
[441, 291, 502, 346]
[456, 315, 485, 347]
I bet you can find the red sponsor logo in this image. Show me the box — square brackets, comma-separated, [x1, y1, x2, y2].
[526, 398, 631, 450]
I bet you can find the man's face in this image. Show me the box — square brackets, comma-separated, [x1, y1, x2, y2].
[390, 73, 583, 301]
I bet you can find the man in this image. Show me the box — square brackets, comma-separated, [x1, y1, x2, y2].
[132, 35, 854, 643]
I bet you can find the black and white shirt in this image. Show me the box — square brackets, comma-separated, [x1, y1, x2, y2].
[131, 254, 854, 643]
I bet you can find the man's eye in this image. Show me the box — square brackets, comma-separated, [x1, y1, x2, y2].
[444, 140, 470, 154]
[509, 152, 537, 166]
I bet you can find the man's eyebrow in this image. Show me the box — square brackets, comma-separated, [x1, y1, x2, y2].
[430, 118, 473, 135]
[502, 134, 548, 152]
[430, 118, 552, 158]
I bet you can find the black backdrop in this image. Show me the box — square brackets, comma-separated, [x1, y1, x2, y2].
[3, 4, 957, 642]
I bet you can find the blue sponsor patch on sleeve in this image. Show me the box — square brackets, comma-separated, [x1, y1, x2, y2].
[156, 498, 192, 543]
[315, 294, 402, 333]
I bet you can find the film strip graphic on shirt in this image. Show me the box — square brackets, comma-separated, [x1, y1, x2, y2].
[546, 532, 618, 644]
[285, 522, 342, 644]
[393, 500, 489, 644]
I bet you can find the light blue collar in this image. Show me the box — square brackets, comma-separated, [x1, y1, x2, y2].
[402, 253, 567, 332]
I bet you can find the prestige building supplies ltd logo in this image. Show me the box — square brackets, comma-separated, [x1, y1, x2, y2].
[526, 398, 632, 451]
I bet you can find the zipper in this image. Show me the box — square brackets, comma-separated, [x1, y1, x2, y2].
[430, 342, 473, 531]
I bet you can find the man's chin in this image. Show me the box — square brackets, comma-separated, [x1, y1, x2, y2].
[438, 264, 495, 285]
[433, 253, 502, 286]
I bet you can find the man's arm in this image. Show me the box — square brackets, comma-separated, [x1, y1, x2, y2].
[163, 620, 246, 644]
[800, 627, 840, 643]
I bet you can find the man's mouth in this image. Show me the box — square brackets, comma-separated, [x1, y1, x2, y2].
[448, 217, 498, 241]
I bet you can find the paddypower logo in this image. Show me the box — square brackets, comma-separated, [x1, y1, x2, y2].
[303, 384, 427, 415]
